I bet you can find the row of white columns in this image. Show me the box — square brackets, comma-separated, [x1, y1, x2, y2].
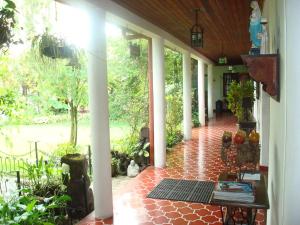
[86, 8, 214, 219]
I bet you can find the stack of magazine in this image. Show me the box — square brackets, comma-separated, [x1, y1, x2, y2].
[213, 181, 255, 203]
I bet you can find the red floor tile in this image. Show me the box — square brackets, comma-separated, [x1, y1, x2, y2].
[78, 115, 266, 225]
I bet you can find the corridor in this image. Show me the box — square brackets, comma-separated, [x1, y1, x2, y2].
[79, 116, 265, 225]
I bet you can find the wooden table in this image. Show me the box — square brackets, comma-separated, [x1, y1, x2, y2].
[210, 172, 269, 225]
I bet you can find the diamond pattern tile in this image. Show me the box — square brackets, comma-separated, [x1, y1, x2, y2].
[78, 115, 266, 225]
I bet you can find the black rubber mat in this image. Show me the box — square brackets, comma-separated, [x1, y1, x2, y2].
[147, 178, 215, 204]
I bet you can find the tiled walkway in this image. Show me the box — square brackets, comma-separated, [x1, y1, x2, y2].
[79, 116, 266, 225]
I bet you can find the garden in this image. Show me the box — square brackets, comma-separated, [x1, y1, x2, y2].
[0, 0, 199, 223]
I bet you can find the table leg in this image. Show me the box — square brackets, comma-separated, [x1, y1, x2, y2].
[219, 206, 258, 225]
[251, 209, 257, 225]
[220, 206, 225, 225]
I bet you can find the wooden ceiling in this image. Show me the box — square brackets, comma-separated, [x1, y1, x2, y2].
[111, 0, 264, 65]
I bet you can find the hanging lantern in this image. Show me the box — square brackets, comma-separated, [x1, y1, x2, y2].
[129, 42, 140, 58]
[191, 9, 203, 48]
[218, 42, 227, 64]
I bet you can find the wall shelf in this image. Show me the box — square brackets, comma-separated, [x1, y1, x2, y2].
[241, 54, 279, 101]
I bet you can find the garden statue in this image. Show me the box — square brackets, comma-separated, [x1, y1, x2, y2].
[249, 1, 262, 54]
[127, 160, 139, 177]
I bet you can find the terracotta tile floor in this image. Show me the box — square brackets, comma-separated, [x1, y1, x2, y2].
[78, 115, 266, 225]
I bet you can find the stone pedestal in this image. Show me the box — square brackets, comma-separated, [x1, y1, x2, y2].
[61, 154, 94, 220]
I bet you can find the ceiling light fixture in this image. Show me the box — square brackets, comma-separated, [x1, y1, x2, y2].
[191, 9, 203, 48]
[218, 42, 227, 64]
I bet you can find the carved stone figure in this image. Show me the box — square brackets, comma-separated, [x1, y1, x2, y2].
[127, 160, 139, 177]
[249, 1, 262, 48]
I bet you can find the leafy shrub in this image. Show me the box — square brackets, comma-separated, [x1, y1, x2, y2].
[192, 88, 200, 127]
[192, 111, 200, 127]
[130, 140, 150, 167]
[53, 143, 80, 157]
[111, 157, 119, 177]
[0, 0, 17, 53]
[23, 158, 66, 197]
[227, 80, 255, 121]
[113, 133, 139, 155]
[165, 48, 183, 148]
[0, 189, 70, 225]
[167, 131, 183, 148]
[166, 90, 183, 148]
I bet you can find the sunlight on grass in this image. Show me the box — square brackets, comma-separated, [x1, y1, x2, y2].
[0, 120, 130, 156]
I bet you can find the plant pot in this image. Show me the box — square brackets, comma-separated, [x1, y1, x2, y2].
[111, 164, 118, 177]
[42, 46, 74, 59]
[238, 120, 256, 135]
[61, 154, 88, 180]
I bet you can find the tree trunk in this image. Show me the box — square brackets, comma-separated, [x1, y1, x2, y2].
[69, 101, 78, 146]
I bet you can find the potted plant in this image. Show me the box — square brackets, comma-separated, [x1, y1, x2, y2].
[32, 29, 76, 60]
[226, 80, 256, 133]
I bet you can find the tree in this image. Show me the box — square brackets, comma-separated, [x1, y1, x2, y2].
[164, 48, 183, 147]
[107, 36, 149, 152]
[32, 48, 88, 146]
[0, 0, 18, 125]
[0, 0, 17, 53]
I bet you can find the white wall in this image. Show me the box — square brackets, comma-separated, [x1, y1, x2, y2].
[264, 0, 300, 224]
[264, 0, 286, 224]
[282, 0, 300, 224]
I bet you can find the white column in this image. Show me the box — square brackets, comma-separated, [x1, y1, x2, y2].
[207, 64, 214, 119]
[259, 85, 270, 166]
[152, 36, 166, 168]
[198, 60, 205, 126]
[183, 51, 192, 140]
[87, 8, 113, 219]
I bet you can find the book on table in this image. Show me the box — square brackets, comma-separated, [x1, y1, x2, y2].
[213, 181, 255, 203]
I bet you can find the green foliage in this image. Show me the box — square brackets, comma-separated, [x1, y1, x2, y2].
[0, 88, 15, 117]
[0, 0, 17, 53]
[131, 141, 150, 158]
[192, 88, 200, 127]
[30, 38, 88, 145]
[11, 157, 71, 224]
[23, 157, 66, 197]
[107, 37, 149, 153]
[32, 30, 76, 59]
[192, 111, 200, 127]
[113, 133, 139, 155]
[111, 157, 119, 177]
[165, 48, 183, 148]
[0, 190, 70, 225]
[53, 143, 80, 157]
[0, 56, 18, 126]
[226, 80, 255, 121]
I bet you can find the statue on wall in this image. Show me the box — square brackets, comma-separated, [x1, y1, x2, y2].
[249, 1, 262, 53]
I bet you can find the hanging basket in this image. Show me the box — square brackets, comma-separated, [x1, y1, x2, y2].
[33, 31, 76, 59]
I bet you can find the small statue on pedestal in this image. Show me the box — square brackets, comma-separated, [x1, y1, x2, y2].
[127, 160, 139, 177]
[249, 1, 262, 55]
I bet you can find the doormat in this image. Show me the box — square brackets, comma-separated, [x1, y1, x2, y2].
[147, 178, 215, 204]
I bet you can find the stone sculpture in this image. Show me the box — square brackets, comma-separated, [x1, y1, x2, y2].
[249, 1, 262, 52]
[127, 160, 139, 177]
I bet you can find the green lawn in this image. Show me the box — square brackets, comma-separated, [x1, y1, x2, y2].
[0, 119, 130, 156]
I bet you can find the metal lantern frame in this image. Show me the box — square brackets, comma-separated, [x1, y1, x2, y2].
[191, 9, 203, 48]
